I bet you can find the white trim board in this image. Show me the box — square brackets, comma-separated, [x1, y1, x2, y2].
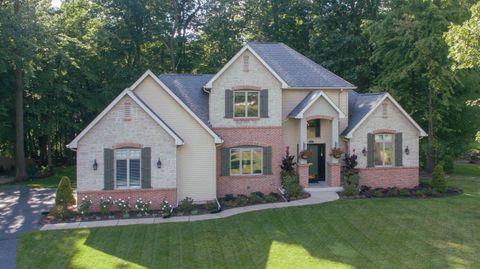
[130, 70, 223, 144]
[291, 90, 346, 119]
[204, 45, 289, 89]
[67, 89, 185, 148]
[344, 93, 428, 138]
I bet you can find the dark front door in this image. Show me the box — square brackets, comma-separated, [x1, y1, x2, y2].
[307, 144, 326, 183]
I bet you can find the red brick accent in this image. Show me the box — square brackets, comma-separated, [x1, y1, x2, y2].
[77, 188, 176, 212]
[112, 143, 143, 149]
[214, 127, 282, 196]
[357, 167, 419, 188]
[372, 129, 396, 134]
[232, 85, 261, 90]
[327, 163, 341, 187]
[297, 163, 310, 188]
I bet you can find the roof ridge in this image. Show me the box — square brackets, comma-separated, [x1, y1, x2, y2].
[159, 73, 213, 76]
[357, 92, 387, 96]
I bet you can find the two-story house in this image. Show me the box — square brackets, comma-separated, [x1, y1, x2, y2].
[68, 42, 427, 207]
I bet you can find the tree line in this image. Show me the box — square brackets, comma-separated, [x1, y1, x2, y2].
[0, 0, 479, 180]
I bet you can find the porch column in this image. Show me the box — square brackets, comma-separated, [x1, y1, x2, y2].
[330, 117, 339, 164]
[298, 117, 307, 164]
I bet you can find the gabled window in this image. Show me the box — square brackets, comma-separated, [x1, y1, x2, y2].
[115, 149, 141, 188]
[234, 91, 259, 118]
[374, 134, 394, 166]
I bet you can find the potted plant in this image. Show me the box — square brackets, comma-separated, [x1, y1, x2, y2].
[299, 149, 313, 159]
[329, 147, 344, 159]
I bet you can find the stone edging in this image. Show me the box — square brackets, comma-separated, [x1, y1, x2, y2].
[40, 191, 339, 231]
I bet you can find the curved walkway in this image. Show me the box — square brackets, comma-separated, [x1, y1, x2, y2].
[41, 191, 339, 231]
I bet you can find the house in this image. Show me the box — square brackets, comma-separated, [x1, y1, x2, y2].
[67, 42, 427, 207]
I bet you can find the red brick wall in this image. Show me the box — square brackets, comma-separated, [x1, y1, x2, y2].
[357, 167, 419, 188]
[297, 163, 310, 188]
[77, 188, 176, 212]
[327, 163, 341, 187]
[214, 127, 282, 197]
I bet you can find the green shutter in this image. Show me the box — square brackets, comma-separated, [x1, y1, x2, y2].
[395, 133, 403, 167]
[104, 148, 114, 190]
[367, 134, 374, 168]
[225, 89, 233, 118]
[263, 146, 272, 174]
[221, 147, 230, 176]
[141, 147, 152, 188]
[260, 89, 269, 118]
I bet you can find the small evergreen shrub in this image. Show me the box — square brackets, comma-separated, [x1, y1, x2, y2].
[99, 196, 113, 216]
[285, 183, 303, 197]
[399, 189, 411, 197]
[223, 194, 235, 201]
[236, 195, 248, 206]
[386, 188, 399, 197]
[250, 191, 264, 198]
[249, 193, 265, 204]
[431, 164, 447, 193]
[205, 200, 218, 211]
[177, 197, 194, 213]
[265, 195, 277, 203]
[281, 175, 299, 187]
[78, 196, 93, 217]
[414, 189, 425, 197]
[371, 189, 384, 198]
[55, 176, 75, 207]
[343, 183, 358, 196]
[50, 205, 72, 220]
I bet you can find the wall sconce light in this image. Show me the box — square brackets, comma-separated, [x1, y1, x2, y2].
[157, 158, 162, 169]
[362, 147, 367, 156]
[405, 146, 410, 155]
[93, 159, 98, 171]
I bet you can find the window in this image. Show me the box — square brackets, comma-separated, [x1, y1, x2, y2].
[382, 103, 388, 118]
[115, 149, 141, 188]
[234, 91, 259, 118]
[230, 148, 262, 175]
[243, 55, 249, 72]
[374, 134, 393, 166]
[307, 119, 321, 139]
[124, 101, 132, 120]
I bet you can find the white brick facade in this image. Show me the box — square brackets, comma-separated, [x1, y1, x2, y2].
[76, 96, 177, 191]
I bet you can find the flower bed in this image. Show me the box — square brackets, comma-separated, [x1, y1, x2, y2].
[339, 184, 462, 199]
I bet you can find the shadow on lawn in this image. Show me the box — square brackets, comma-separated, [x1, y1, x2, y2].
[77, 177, 480, 269]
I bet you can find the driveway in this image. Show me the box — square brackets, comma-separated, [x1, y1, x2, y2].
[0, 186, 55, 269]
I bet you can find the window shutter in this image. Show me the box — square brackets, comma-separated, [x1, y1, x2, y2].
[225, 89, 233, 118]
[141, 147, 152, 188]
[367, 134, 374, 168]
[395, 133, 403, 167]
[104, 148, 114, 190]
[260, 89, 269, 118]
[263, 146, 272, 174]
[221, 148, 230, 176]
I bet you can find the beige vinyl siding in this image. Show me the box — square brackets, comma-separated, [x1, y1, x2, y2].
[134, 76, 216, 203]
[210, 50, 283, 128]
[349, 99, 420, 168]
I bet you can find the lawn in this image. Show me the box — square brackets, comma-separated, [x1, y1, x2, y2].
[0, 166, 75, 188]
[17, 165, 480, 269]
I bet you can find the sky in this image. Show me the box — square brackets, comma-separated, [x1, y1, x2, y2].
[51, 0, 62, 8]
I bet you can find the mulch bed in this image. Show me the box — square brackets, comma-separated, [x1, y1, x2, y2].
[338, 185, 463, 200]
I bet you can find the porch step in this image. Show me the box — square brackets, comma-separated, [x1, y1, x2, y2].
[305, 186, 343, 192]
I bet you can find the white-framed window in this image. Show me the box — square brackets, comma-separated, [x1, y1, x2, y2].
[234, 91, 259, 118]
[115, 148, 141, 188]
[374, 134, 394, 166]
[230, 148, 263, 175]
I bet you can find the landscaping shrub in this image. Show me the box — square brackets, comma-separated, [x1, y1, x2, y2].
[386, 188, 399, 197]
[281, 174, 299, 187]
[205, 200, 218, 211]
[177, 197, 194, 213]
[343, 183, 358, 196]
[285, 183, 303, 198]
[371, 189, 384, 198]
[281, 146, 296, 176]
[55, 176, 75, 207]
[432, 164, 448, 193]
[236, 195, 248, 206]
[135, 198, 152, 215]
[249, 193, 265, 204]
[115, 198, 131, 217]
[250, 191, 264, 198]
[99, 197, 113, 216]
[414, 189, 425, 197]
[399, 189, 411, 197]
[49, 205, 72, 220]
[78, 196, 92, 217]
[265, 195, 277, 203]
[223, 194, 235, 201]
[160, 199, 172, 216]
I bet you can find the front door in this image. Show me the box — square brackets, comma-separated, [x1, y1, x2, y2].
[307, 144, 326, 183]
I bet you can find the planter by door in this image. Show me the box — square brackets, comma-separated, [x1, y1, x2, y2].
[307, 144, 326, 183]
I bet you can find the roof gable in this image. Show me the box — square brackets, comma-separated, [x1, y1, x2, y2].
[67, 89, 184, 148]
[289, 90, 346, 119]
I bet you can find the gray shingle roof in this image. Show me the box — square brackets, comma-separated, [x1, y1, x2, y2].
[157, 74, 214, 126]
[342, 91, 387, 136]
[288, 91, 320, 118]
[248, 42, 355, 88]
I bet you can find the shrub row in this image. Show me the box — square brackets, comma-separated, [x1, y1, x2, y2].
[219, 192, 281, 208]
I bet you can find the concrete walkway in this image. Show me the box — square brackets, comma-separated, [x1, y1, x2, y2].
[41, 191, 339, 231]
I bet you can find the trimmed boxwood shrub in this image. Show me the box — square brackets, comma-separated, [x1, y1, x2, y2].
[177, 197, 194, 213]
[55, 176, 76, 207]
[343, 183, 358, 196]
[399, 188, 411, 197]
[431, 164, 447, 193]
[236, 195, 248, 206]
[264, 195, 277, 203]
[371, 189, 384, 198]
[249, 193, 264, 204]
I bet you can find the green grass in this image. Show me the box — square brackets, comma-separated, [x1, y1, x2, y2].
[1, 166, 76, 188]
[452, 163, 480, 176]
[17, 171, 480, 268]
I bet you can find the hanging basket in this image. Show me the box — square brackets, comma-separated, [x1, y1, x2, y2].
[300, 149, 314, 159]
[329, 147, 344, 159]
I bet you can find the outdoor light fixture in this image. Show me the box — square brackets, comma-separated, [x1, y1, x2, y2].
[93, 159, 98, 170]
[405, 146, 410, 155]
[157, 158, 162, 169]
[362, 147, 367, 156]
